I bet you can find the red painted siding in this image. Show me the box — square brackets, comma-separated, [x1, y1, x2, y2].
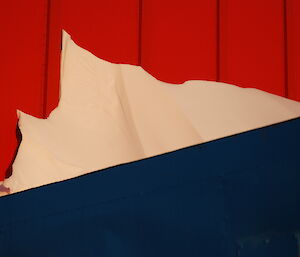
[0, 0, 299, 179]
[140, 0, 217, 83]
[0, 0, 48, 180]
[219, 0, 286, 96]
[286, 0, 300, 101]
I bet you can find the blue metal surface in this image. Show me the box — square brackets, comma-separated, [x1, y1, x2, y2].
[0, 118, 299, 257]
[237, 233, 298, 257]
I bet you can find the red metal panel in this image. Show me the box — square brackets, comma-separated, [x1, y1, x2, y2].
[44, 0, 61, 117]
[219, 0, 286, 96]
[61, 0, 140, 64]
[0, 0, 48, 180]
[1, 0, 298, 181]
[141, 0, 217, 83]
[45, 0, 141, 116]
[286, 0, 300, 101]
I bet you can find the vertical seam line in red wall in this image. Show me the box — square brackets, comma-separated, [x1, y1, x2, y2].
[42, 0, 51, 118]
[283, 0, 289, 98]
[216, 0, 220, 82]
[138, 0, 143, 66]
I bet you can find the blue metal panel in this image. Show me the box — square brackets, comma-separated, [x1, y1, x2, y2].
[0, 118, 299, 256]
[237, 234, 298, 257]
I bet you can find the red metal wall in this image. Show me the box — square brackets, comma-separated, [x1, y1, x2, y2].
[286, 0, 300, 101]
[140, 0, 217, 83]
[0, 0, 299, 180]
[219, 0, 286, 96]
[0, 0, 49, 180]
